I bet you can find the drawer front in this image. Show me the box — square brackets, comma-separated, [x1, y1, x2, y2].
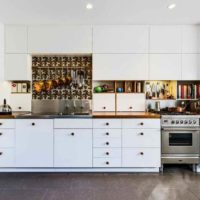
[122, 119, 160, 129]
[54, 119, 92, 129]
[122, 129, 160, 148]
[93, 129, 121, 138]
[93, 158, 121, 167]
[93, 119, 121, 129]
[93, 138, 121, 148]
[0, 129, 15, 148]
[93, 148, 121, 158]
[0, 119, 15, 129]
[122, 148, 161, 167]
[0, 148, 15, 167]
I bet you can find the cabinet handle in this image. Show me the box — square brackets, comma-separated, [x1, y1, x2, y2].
[140, 122, 144, 126]
[0, 133, 2, 136]
[140, 152, 144, 155]
[71, 132, 75, 136]
[106, 122, 109, 126]
[0, 152, 3, 155]
[106, 142, 109, 146]
[103, 107, 106, 110]
[106, 161, 109, 165]
[106, 152, 110, 155]
[32, 123, 35, 126]
[129, 106, 133, 109]
[0, 123, 2, 126]
[18, 107, 22, 110]
[106, 132, 109, 136]
[140, 132, 144, 136]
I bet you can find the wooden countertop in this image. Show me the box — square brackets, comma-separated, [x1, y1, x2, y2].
[92, 112, 161, 118]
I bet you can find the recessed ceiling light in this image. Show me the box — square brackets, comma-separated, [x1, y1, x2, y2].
[168, 3, 176, 10]
[86, 3, 93, 10]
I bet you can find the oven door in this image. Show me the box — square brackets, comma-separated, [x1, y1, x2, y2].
[162, 128, 199, 154]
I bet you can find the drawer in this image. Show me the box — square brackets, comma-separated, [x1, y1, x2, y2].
[0, 129, 15, 148]
[93, 119, 121, 129]
[93, 158, 121, 167]
[122, 119, 160, 129]
[54, 119, 92, 129]
[0, 119, 15, 129]
[93, 129, 121, 138]
[122, 129, 160, 148]
[93, 148, 121, 158]
[122, 148, 161, 167]
[0, 148, 15, 167]
[93, 138, 121, 148]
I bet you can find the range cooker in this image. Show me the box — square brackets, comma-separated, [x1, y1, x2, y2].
[161, 113, 200, 165]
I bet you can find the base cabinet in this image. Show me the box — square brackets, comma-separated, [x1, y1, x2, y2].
[16, 119, 53, 167]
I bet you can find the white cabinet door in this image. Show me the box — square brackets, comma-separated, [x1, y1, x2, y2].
[54, 129, 92, 167]
[10, 94, 32, 111]
[93, 54, 148, 80]
[182, 54, 200, 80]
[16, 119, 53, 167]
[182, 25, 200, 53]
[117, 93, 145, 112]
[93, 25, 149, 53]
[150, 26, 181, 53]
[149, 54, 181, 80]
[93, 94, 115, 111]
[5, 25, 27, 53]
[5, 54, 31, 80]
[0, 148, 15, 167]
[0, 54, 4, 81]
[28, 25, 92, 53]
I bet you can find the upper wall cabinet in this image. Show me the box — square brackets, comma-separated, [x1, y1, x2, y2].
[4, 54, 31, 80]
[0, 23, 4, 81]
[182, 25, 200, 53]
[28, 25, 92, 53]
[93, 26, 149, 53]
[93, 54, 148, 80]
[149, 54, 181, 80]
[150, 26, 181, 53]
[5, 25, 27, 53]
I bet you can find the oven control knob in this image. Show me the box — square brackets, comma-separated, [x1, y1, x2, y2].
[189, 120, 192, 124]
[180, 120, 183, 124]
[184, 120, 188, 124]
[193, 120, 197, 124]
[176, 120, 179, 124]
[171, 120, 175, 124]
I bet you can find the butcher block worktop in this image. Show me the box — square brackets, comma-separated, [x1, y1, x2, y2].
[92, 112, 161, 118]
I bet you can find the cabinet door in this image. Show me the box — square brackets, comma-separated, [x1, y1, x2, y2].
[93, 54, 148, 80]
[28, 25, 92, 53]
[54, 129, 92, 167]
[16, 119, 53, 167]
[149, 54, 181, 80]
[10, 94, 32, 111]
[182, 25, 200, 53]
[93, 25, 149, 53]
[5, 25, 27, 53]
[93, 94, 115, 111]
[117, 94, 145, 112]
[182, 54, 200, 80]
[150, 26, 181, 53]
[5, 54, 31, 80]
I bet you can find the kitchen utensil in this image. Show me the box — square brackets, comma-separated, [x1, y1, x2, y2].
[116, 87, 123, 93]
[94, 86, 102, 93]
[155, 101, 160, 112]
[0, 99, 12, 115]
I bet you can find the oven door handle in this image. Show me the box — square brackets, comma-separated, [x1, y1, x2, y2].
[162, 127, 200, 131]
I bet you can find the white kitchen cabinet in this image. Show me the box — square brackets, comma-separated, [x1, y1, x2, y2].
[10, 94, 31, 111]
[116, 93, 145, 112]
[54, 129, 92, 167]
[4, 54, 31, 80]
[149, 54, 181, 80]
[0, 24, 4, 81]
[5, 25, 27, 53]
[0, 148, 15, 167]
[0, 129, 15, 148]
[28, 25, 92, 53]
[93, 93, 115, 112]
[93, 158, 121, 168]
[182, 25, 200, 53]
[93, 25, 149, 53]
[182, 54, 200, 80]
[93, 119, 122, 129]
[150, 26, 181, 53]
[16, 119, 53, 167]
[93, 54, 148, 80]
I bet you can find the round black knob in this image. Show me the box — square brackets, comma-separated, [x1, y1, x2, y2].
[0, 133, 2, 136]
[32, 123, 35, 126]
[0, 152, 3, 155]
[18, 107, 22, 110]
[106, 132, 109, 136]
[103, 107, 106, 109]
[140, 152, 144, 155]
[106, 161, 109, 165]
[106, 122, 109, 126]
[106, 152, 109, 155]
[71, 132, 75, 136]
[140, 122, 144, 126]
[180, 120, 183, 124]
[140, 132, 144, 136]
[0, 123, 2, 126]
[129, 106, 133, 109]
[106, 142, 109, 145]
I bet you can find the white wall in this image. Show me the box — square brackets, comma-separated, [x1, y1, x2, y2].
[0, 81, 11, 104]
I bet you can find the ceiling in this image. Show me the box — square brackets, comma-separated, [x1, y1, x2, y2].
[0, 0, 200, 25]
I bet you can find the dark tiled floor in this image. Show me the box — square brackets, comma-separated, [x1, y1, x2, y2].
[0, 166, 200, 200]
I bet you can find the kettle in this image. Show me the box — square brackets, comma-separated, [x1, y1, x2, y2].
[0, 99, 12, 115]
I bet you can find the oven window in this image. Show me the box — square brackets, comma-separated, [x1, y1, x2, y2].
[169, 133, 192, 146]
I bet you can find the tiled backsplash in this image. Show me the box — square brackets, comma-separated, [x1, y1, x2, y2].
[32, 55, 92, 100]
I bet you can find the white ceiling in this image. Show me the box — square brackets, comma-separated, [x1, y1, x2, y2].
[0, 0, 200, 25]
